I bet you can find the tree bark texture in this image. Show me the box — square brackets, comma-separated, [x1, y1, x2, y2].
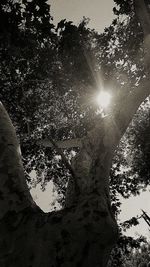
[0, 0, 150, 266]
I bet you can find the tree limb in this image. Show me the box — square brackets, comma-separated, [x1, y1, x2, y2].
[134, 0, 150, 36]
[0, 103, 37, 220]
[113, 83, 150, 139]
[48, 137, 80, 194]
[134, 0, 150, 71]
[37, 138, 82, 149]
[112, 0, 150, 139]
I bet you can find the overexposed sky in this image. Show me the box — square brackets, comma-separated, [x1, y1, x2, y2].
[48, 0, 115, 32]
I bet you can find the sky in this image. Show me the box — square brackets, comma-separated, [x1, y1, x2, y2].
[48, 0, 115, 32]
[119, 189, 150, 239]
[31, 0, 150, 240]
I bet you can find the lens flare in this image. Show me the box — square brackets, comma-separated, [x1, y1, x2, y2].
[96, 91, 111, 108]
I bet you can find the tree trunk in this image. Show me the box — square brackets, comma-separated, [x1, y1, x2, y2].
[0, 0, 150, 266]
[0, 187, 118, 267]
[0, 102, 118, 267]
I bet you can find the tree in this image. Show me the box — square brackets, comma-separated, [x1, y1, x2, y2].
[0, 0, 58, 182]
[0, 0, 56, 131]
[0, 0, 150, 267]
[122, 242, 150, 267]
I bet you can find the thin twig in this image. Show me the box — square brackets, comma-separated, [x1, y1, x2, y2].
[141, 209, 150, 227]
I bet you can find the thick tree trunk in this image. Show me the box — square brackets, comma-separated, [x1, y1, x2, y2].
[0, 102, 118, 267]
[0, 0, 150, 266]
[0, 199, 117, 267]
[0, 180, 118, 267]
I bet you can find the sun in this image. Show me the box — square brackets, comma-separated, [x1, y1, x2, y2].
[96, 91, 111, 108]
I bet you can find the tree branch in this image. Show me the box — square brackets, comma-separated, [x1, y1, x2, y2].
[134, 0, 150, 70]
[111, 0, 150, 139]
[113, 83, 150, 139]
[0, 103, 37, 220]
[141, 209, 150, 227]
[37, 138, 82, 149]
[134, 0, 150, 36]
[48, 137, 80, 194]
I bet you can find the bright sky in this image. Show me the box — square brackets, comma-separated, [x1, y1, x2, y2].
[30, 0, 150, 241]
[48, 0, 115, 32]
[119, 188, 150, 239]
